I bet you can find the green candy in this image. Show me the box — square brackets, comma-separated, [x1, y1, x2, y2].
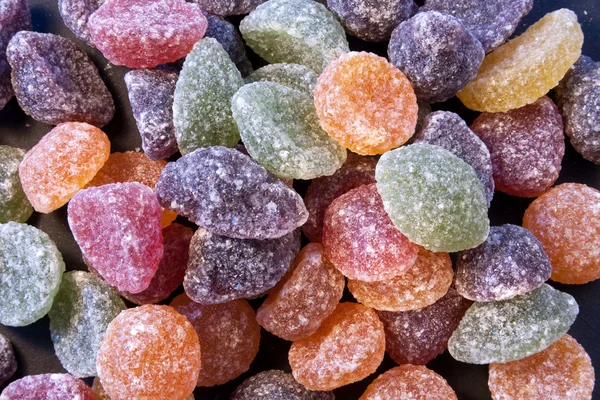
[232, 82, 346, 180]
[448, 284, 579, 364]
[0, 146, 33, 223]
[173, 38, 245, 155]
[376, 143, 489, 252]
[245, 63, 317, 96]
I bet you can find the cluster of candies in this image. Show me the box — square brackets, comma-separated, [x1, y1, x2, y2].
[0, 0, 599, 398]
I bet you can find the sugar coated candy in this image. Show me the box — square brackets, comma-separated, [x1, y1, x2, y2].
[58, 0, 102, 46]
[359, 365, 458, 400]
[0, 222, 65, 326]
[323, 184, 417, 282]
[458, 9, 583, 112]
[523, 183, 600, 284]
[289, 302, 385, 391]
[0, 334, 16, 386]
[456, 224, 551, 302]
[232, 82, 347, 180]
[0, 374, 94, 400]
[156, 146, 308, 239]
[348, 246, 453, 312]
[448, 284, 579, 364]
[240, 0, 349, 73]
[246, 63, 317, 97]
[314, 52, 418, 155]
[173, 38, 244, 155]
[414, 111, 494, 206]
[470, 96, 565, 198]
[94, 377, 195, 400]
[488, 334, 595, 400]
[415, 101, 432, 133]
[68, 182, 163, 294]
[124, 70, 179, 161]
[48, 271, 126, 378]
[376, 143, 489, 252]
[421, 0, 533, 53]
[556, 56, 600, 165]
[232, 370, 334, 400]
[88, 0, 207, 68]
[171, 294, 260, 386]
[193, 0, 266, 16]
[204, 13, 253, 77]
[6, 31, 114, 126]
[388, 11, 485, 103]
[0, 146, 32, 223]
[96, 305, 201, 400]
[257, 243, 345, 341]
[377, 287, 472, 365]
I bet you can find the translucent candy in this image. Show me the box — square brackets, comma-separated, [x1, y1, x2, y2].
[0, 374, 94, 400]
[68, 182, 163, 294]
[171, 294, 260, 386]
[246, 63, 317, 97]
[0, 222, 65, 327]
[48, 271, 126, 378]
[0, 334, 16, 386]
[156, 147, 308, 239]
[88, 0, 207, 68]
[523, 183, 600, 284]
[240, 0, 349, 73]
[376, 143, 489, 252]
[389, 11, 484, 103]
[173, 38, 244, 155]
[58, 0, 102, 46]
[257, 243, 345, 341]
[232, 82, 347, 180]
[470, 96, 565, 198]
[232, 370, 334, 400]
[456, 224, 551, 302]
[314, 52, 418, 155]
[204, 13, 253, 77]
[0, 146, 32, 223]
[488, 334, 595, 400]
[289, 302, 385, 391]
[96, 305, 201, 400]
[448, 284, 579, 364]
[457, 9, 583, 112]
[6, 31, 114, 126]
[193, 0, 266, 16]
[349, 246, 453, 311]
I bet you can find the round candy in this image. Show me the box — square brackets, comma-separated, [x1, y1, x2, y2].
[0, 334, 16, 386]
[0, 146, 32, 223]
[203, 12, 253, 77]
[92, 378, 199, 400]
[193, 0, 265, 16]
[232, 370, 334, 400]
[246, 63, 317, 97]
[58, 0, 102, 46]
[0, 374, 94, 400]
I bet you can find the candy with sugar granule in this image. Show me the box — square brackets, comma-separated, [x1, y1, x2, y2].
[0, 146, 32, 223]
[246, 63, 317, 96]
[58, 0, 103, 46]
[0, 334, 16, 386]
[0, 374, 94, 400]
[192, 0, 266, 16]
[232, 370, 334, 400]
[204, 12, 253, 77]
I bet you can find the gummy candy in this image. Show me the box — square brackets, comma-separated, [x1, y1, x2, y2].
[232, 370, 334, 400]
[68, 182, 163, 294]
[0, 146, 32, 223]
[323, 184, 417, 281]
[232, 82, 347, 180]
[0, 374, 94, 400]
[6, 31, 115, 126]
[488, 334, 594, 400]
[257, 243, 345, 341]
[88, 0, 207, 68]
[457, 9, 583, 112]
[415, 101, 432, 133]
[204, 13, 253, 77]
[48, 271, 126, 378]
[389, 11, 484, 103]
[376, 143, 489, 252]
[414, 111, 494, 206]
[173, 38, 244, 155]
[289, 302, 385, 391]
[96, 305, 201, 400]
[184, 228, 300, 304]
[523, 183, 600, 284]
[246, 63, 317, 97]
[58, 0, 102, 46]
[470, 96, 565, 198]
[156, 147, 308, 239]
[171, 294, 260, 386]
[93, 378, 195, 400]
[240, 0, 349, 73]
[556, 56, 600, 165]
[193, 0, 265, 16]
[0, 334, 16, 386]
[314, 52, 418, 155]
[377, 287, 472, 365]
[448, 284, 579, 364]
[348, 246, 453, 311]
[0, 222, 65, 327]
[456, 224, 551, 302]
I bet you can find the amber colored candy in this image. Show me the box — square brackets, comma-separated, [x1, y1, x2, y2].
[91, 377, 110, 400]
[523, 183, 600, 284]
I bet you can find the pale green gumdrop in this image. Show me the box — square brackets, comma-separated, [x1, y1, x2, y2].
[49, 271, 126, 377]
[173, 38, 245, 155]
[245, 63, 317, 96]
[0, 222, 65, 326]
[240, 0, 349, 73]
[448, 284, 579, 364]
[232, 82, 346, 180]
[376, 143, 489, 252]
[0, 146, 33, 223]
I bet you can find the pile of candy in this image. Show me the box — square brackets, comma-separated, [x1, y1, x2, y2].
[0, 0, 598, 399]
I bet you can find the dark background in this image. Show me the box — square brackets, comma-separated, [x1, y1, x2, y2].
[0, 0, 599, 399]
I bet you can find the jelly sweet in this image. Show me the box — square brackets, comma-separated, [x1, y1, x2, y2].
[232, 370, 334, 400]
[0, 374, 94, 400]
[58, 0, 102, 46]
[204, 13, 253, 77]
[93, 377, 196, 400]
[0, 146, 32, 223]
[193, 0, 266, 16]
[0, 334, 16, 386]
[246, 63, 317, 96]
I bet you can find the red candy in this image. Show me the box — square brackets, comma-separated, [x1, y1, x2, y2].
[0, 373, 94, 400]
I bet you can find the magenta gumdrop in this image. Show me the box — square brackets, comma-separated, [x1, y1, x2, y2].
[0, 373, 94, 400]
